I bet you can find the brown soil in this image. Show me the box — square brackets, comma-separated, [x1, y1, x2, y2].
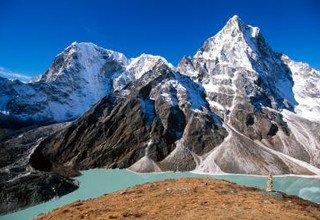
[36, 178, 320, 220]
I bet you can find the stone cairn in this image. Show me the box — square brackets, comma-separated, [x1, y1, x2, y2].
[266, 173, 273, 192]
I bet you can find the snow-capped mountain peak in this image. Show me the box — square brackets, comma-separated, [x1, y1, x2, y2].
[127, 53, 174, 79]
[194, 15, 320, 120]
[194, 15, 272, 73]
[181, 16, 302, 112]
[0, 42, 132, 124]
[112, 53, 174, 91]
[225, 15, 260, 38]
[39, 42, 128, 83]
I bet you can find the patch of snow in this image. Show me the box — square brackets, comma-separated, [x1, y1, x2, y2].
[0, 67, 32, 83]
[144, 139, 153, 157]
[174, 73, 207, 110]
[127, 54, 173, 79]
[250, 26, 260, 38]
[0, 110, 10, 115]
[208, 100, 225, 111]
[283, 55, 320, 120]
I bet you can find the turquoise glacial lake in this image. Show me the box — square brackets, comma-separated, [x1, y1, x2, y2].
[1, 169, 320, 220]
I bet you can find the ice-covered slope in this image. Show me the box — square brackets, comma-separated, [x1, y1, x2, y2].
[0, 42, 127, 125]
[282, 55, 320, 121]
[0, 43, 171, 127]
[179, 15, 297, 116]
[112, 54, 173, 91]
[178, 15, 320, 174]
[179, 15, 319, 121]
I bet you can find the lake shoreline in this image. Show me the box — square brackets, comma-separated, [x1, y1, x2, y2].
[2, 169, 320, 220]
[35, 177, 320, 220]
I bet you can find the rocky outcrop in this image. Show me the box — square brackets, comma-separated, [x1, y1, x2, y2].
[0, 122, 78, 215]
[0, 172, 78, 214]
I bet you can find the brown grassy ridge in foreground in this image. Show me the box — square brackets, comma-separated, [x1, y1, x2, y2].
[36, 178, 320, 220]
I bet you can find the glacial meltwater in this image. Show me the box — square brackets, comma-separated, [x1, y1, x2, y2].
[1, 169, 320, 220]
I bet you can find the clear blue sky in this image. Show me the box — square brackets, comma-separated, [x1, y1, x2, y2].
[0, 0, 319, 77]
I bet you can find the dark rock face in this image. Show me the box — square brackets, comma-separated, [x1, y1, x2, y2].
[29, 64, 227, 175]
[0, 172, 78, 214]
[0, 122, 79, 215]
[0, 123, 69, 169]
